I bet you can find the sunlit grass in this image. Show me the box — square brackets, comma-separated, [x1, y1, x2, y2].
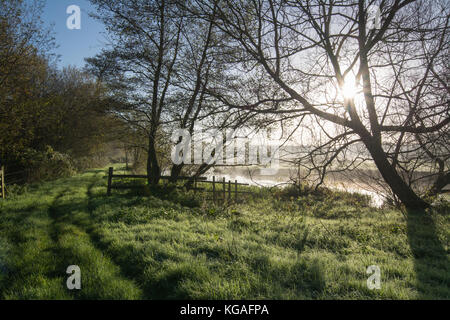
[0, 167, 448, 299]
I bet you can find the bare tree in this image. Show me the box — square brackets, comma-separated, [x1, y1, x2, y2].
[166, 1, 221, 182]
[194, 0, 449, 209]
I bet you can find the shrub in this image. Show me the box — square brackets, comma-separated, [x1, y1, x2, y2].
[14, 146, 75, 182]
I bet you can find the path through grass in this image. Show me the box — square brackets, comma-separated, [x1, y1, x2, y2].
[0, 171, 142, 299]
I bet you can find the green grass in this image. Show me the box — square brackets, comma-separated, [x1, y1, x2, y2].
[0, 166, 448, 299]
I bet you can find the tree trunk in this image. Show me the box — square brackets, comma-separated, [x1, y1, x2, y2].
[147, 134, 161, 187]
[363, 137, 429, 209]
[184, 163, 212, 189]
[169, 163, 183, 183]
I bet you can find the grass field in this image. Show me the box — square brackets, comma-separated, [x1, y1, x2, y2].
[0, 166, 448, 299]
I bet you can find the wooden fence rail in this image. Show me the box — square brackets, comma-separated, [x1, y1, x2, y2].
[105, 167, 252, 203]
[197, 177, 251, 204]
[0, 166, 5, 199]
[106, 167, 207, 196]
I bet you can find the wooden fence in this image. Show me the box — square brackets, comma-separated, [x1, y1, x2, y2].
[194, 176, 252, 204]
[106, 167, 207, 196]
[106, 167, 253, 203]
[0, 166, 5, 199]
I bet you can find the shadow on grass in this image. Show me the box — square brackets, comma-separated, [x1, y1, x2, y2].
[406, 208, 449, 299]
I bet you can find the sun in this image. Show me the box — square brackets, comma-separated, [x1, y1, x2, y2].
[341, 76, 359, 99]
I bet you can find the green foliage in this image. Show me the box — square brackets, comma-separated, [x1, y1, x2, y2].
[429, 196, 450, 215]
[12, 146, 75, 182]
[0, 2, 119, 182]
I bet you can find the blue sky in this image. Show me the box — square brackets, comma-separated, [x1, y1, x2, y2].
[42, 0, 107, 68]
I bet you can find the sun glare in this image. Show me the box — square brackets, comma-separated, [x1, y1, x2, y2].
[341, 77, 359, 99]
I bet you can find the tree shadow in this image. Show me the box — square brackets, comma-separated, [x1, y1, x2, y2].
[406, 208, 449, 299]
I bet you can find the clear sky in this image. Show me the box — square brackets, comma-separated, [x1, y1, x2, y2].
[42, 0, 106, 68]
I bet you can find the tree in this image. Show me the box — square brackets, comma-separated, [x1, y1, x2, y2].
[166, 2, 219, 182]
[195, 0, 449, 209]
[0, 0, 55, 163]
[88, 0, 250, 185]
[88, 0, 185, 186]
[44, 67, 118, 164]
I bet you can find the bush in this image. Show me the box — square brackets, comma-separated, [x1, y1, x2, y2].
[15, 146, 75, 182]
[3, 183, 29, 198]
[430, 196, 450, 215]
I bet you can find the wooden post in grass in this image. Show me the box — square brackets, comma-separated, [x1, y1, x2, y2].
[212, 176, 216, 203]
[228, 180, 231, 202]
[194, 178, 197, 195]
[107, 167, 113, 196]
[222, 177, 226, 202]
[1, 166, 5, 199]
[235, 180, 238, 203]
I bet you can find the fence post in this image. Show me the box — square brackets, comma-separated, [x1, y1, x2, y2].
[235, 180, 238, 202]
[212, 176, 216, 204]
[222, 177, 226, 202]
[228, 180, 231, 202]
[107, 167, 113, 196]
[1, 166, 5, 199]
